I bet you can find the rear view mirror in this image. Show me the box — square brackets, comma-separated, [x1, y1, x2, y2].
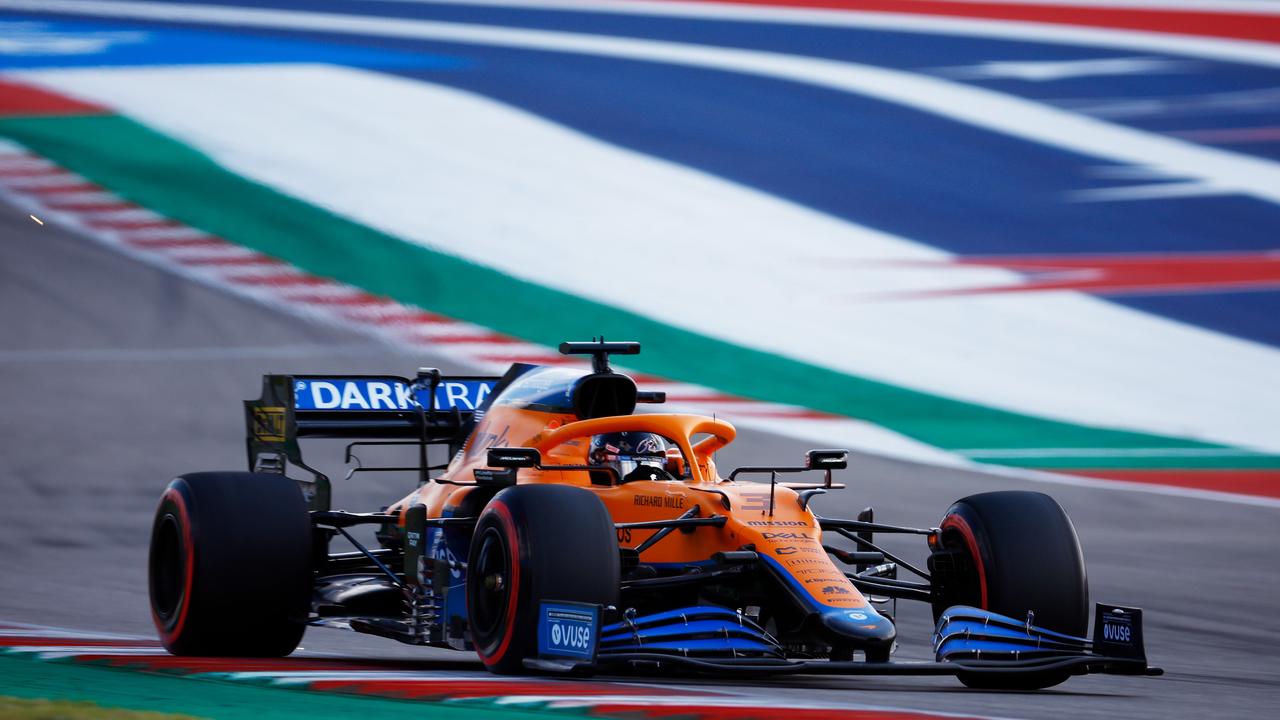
[806, 449, 848, 470]
[487, 447, 542, 469]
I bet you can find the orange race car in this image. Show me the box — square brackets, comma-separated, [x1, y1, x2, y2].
[147, 341, 1159, 689]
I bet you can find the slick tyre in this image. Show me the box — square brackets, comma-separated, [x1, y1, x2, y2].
[148, 472, 311, 656]
[934, 491, 1088, 690]
[467, 485, 619, 674]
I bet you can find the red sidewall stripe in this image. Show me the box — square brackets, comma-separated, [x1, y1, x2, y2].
[473, 501, 522, 667]
[941, 513, 988, 610]
[152, 485, 195, 645]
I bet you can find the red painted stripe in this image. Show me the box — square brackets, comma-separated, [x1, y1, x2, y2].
[12, 182, 99, 195]
[1059, 469, 1280, 499]
[0, 79, 108, 117]
[424, 333, 524, 345]
[666, 394, 754, 403]
[731, 409, 838, 419]
[224, 273, 334, 287]
[664, 0, 1280, 42]
[0, 638, 160, 648]
[175, 255, 283, 267]
[86, 656, 381, 672]
[477, 354, 582, 365]
[628, 373, 669, 384]
[82, 217, 175, 231]
[38, 200, 134, 213]
[282, 292, 390, 307]
[0, 166, 63, 178]
[124, 236, 227, 250]
[351, 309, 457, 325]
[307, 679, 665, 700]
[888, 251, 1280, 298]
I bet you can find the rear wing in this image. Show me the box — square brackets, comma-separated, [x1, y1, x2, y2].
[245, 371, 500, 509]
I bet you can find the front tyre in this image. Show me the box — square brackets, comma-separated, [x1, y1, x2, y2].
[466, 485, 619, 674]
[932, 490, 1088, 690]
[148, 472, 311, 656]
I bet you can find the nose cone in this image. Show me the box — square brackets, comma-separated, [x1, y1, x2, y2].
[819, 606, 897, 648]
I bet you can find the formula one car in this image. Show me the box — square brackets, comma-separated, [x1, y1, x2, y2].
[148, 341, 1160, 689]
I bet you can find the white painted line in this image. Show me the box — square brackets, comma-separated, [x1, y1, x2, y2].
[116, 225, 211, 241]
[1067, 180, 1235, 201]
[36, 190, 124, 206]
[73, 207, 164, 222]
[158, 244, 262, 261]
[276, 285, 376, 302]
[0, 156, 55, 170]
[0, 139, 34, 155]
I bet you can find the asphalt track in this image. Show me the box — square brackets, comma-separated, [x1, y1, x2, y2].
[4, 200, 1280, 718]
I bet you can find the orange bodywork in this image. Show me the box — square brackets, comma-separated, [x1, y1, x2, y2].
[388, 404, 870, 612]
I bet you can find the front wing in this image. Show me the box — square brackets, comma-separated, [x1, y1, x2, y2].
[526, 601, 1162, 680]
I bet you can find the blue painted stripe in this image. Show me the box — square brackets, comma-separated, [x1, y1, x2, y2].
[0, 16, 465, 69]
[7, 2, 1276, 347]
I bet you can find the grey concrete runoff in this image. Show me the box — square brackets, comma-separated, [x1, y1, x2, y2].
[1, 200, 1278, 719]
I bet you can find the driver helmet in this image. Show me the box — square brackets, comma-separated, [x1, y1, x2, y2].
[589, 431, 668, 482]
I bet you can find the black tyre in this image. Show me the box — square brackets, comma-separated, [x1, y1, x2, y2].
[148, 472, 312, 656]
[933, 491, 1088, 690]
[466, 485, 619, 674]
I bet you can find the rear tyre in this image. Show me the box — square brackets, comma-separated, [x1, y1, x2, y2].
[932, 491, 1088, 690]
[467, 485, 619, 674]
[148, 472, 312, 656]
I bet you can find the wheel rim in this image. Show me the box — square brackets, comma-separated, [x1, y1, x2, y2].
[150, 513, 185, 625]
[471, 525, 510, 639]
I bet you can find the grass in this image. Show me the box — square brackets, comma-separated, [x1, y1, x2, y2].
[0, 696, 204, 720]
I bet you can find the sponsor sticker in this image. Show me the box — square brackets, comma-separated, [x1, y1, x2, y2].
[783, 557, 829, 567]
[633, 494, 686, 509]
[1102, 619, 1132, 643]
[293, 378, 494, 412]
[775, 545, 822, 556]
[251, 406, 286, 441]
[537, 601, 598, 661]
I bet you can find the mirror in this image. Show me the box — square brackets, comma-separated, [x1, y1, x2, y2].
[805, 449, 848, 470]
